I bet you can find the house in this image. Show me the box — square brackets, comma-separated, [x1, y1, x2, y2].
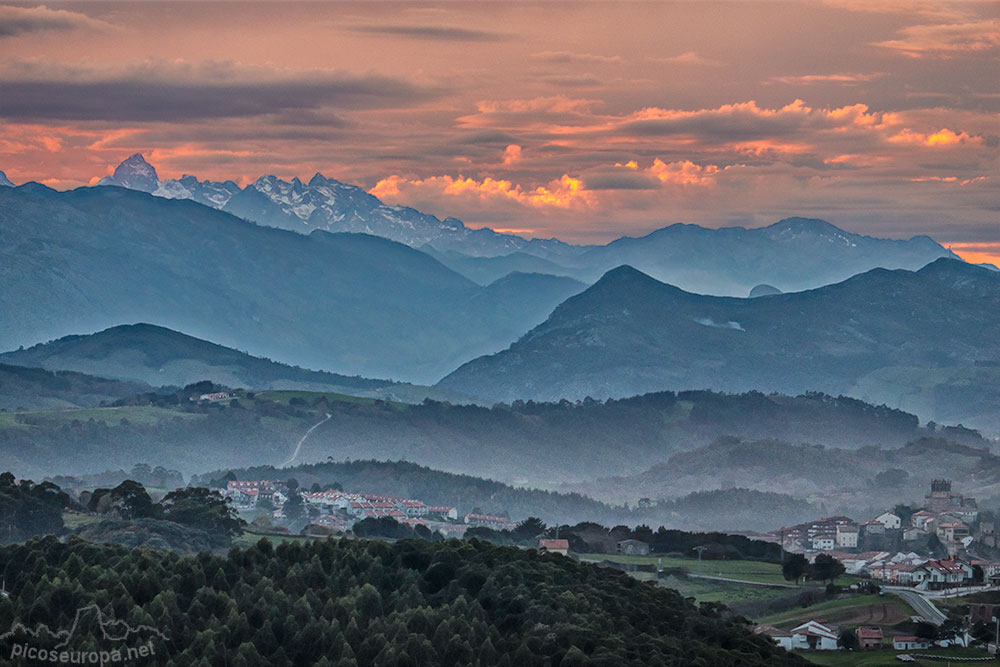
[781, 620, 839, 651]
[426, 506, 458, 520]
[397, 500, 429, 517]
[860, 520, 885, 536]
[811, 535, 835, 551]
[874, 511, 901, 529]
[539, 539, 569, 556]
[892, 635, 932, 650]
[753, 625, 792, 650]
[835, 524, 858, 549]
[856, 626, 883, 650]
[936, 522, 969, 543]
[914, 558, 974, 590]
[903, 527, 927, 541]
[465, 513, 510, 530]
[969, 603, 997, 625]
[911, 510, 937, 530]
[616, 539, 650, 556]
[197, 392, 231, 402]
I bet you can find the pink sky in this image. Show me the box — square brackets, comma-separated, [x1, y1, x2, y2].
[1, 1, 998, 261]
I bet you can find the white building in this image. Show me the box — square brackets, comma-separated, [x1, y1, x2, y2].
[874, 511, 901, 529]
[762, 620, 839, 651]
[836, 524, 858, 549]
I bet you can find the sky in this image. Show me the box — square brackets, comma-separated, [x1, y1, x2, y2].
[0, 1, 998, 263]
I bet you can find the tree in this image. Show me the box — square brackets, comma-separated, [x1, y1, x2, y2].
[160, 487, 245, 542]
[283, 494, 306, 524]
[110, 480, 156, 519]
[837, 628, 858, 650]
[809, 554, 845, 584]
[782, 553, 808, 584]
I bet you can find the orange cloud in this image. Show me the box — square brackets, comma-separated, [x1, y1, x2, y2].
[370, 172, 596, 210]
[889, 128, 981, 146]
[474, 96, 599, 114]
[911, 175, 989, 186]
[647, 159, 720, 185]
[646, 51, 723, 67]
[771, 72, 884, 85]
[502, 144, 522, 165]
[875, 20, 1000, 57]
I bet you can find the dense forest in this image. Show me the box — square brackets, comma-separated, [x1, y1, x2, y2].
[0, 536, 805, 666]
[1, 386, 980, 486]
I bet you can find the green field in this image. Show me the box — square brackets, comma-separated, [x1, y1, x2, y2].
[802, 646, 992, 666]
[3, 405, 205, 426]
[252, 390, 406, 408]
[61, 512, 104, 530]
[757, 594, 913, 630]
[582, 553, 858, 588]
[659, 574, 793, 606]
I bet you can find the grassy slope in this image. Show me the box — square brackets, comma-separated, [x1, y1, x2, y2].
[583, 553, 859, 588]
[756, 594, 911, 630]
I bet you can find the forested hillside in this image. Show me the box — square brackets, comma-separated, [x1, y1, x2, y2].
[1, 388, 974, 485]
[0, 537, 804, 666]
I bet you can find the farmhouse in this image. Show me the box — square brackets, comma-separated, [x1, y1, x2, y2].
[539, 539, 570, 556]
[856, 626, 883, 650]
[892, 635, 931, 650]
[784, 620, 839, 651]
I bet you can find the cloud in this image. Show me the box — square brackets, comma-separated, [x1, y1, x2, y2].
[345, 24, 509, 41]
[770, 72, 884, 85]
[646, 52, 723, 67]
[0, 5, 112, 38]
[888, 127, 982, 146]
[583, 169, 661, 191]
[501, 144, 522, 165]
[531, 51, 623, 65]
[537, 73, 604, 88]
[648, 159, 722, 185]
[475, 96, 600, 114]
[0, 59, 442, 122]
[911, 175, 989, 185]
[370, 173, 596, 210]
[874, 20, 1000, 57]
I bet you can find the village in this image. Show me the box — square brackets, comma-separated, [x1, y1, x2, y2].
[222, 475, 1000, 659]
[223, 479, 508, 538]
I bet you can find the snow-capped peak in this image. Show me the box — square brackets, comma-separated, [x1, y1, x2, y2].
[98, 153, 159, 193]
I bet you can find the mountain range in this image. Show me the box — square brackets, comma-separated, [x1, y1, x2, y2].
[0, 183, 584, 383]
[439, 259, 1000, 430]
[97, 154, 570, 257]
[90, 154, 956, 296]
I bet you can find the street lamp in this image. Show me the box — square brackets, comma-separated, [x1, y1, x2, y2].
[694, 546, 708, 575]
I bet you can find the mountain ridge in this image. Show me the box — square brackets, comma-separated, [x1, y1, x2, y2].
[0, 184, 584, 383]
[438, 259, 1000, 430]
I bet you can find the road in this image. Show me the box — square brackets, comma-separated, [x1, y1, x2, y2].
[891, 588, 947, 626]
[686, 574, 801, 588]
[281, 413, 332, 467]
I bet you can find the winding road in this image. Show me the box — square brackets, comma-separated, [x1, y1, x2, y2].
[281, 413, 332, 468]
[891, 588, 947, 626]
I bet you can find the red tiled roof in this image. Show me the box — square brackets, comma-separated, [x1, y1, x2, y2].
[539, 539, 569, 550]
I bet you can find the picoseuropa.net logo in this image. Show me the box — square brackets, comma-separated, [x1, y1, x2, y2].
[1, 604, 169, 665]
